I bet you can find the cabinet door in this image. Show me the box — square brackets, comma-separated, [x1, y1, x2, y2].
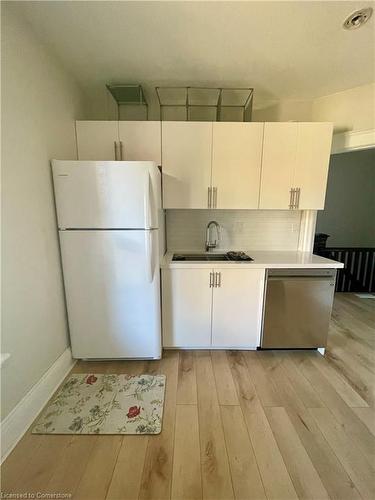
[162, 122, 213, 208]
[76, 121, 119, 160]
[162, 269, 212, 348]
[212, 123, 263, 208]
[211, 269, 265, 348]
[118, 121, 161, 164]
[294, 123, 333, 209]
[259, 123, 297, 209]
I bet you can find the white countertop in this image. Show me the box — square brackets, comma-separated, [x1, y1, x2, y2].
[162, 250, 344, 269]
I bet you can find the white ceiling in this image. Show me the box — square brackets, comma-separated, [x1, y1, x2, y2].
[14, 1, 375, 104]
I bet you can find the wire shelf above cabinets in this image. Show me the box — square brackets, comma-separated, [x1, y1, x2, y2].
[155, 86, 253, 122]
[106, 84, 149, 120]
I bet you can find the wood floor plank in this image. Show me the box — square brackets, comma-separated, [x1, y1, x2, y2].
[139, 350, 179, 500]
[329, 319, 375, 374]
[105, 359, 147, 375]
[211, 350, 238, 406]
[177, 350, 197, 405]
[272, 351, 325, 408]
[310, 407, 375, 500]
[334, 297, 375, 341]
[106, 435, 149, 500]
[46, 435, 98, 497]
[339, 293, 375, 319]
[1, 431, 45, 493]
[227, 351, 298, 500]
[325, 342, 375, 407]
[74, 435, 123, 499]
[220, 405, 266, 500]
[2, 435, 69, 495]
[352, 407, 375, 437]
[195, 351, 234, 500]
[259, 351, 363, 500]
[337, 295, 375, 327]
[171, 405, 202, 500]
[243, 351, 282, 407]
[310, 352, 369, 407]
[291, 353, 375, 467]
[265, 406, 330, 500]
[72, 360, 113, 374]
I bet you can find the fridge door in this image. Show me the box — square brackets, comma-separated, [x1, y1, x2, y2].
[59, 229, 161, 359]
[52, 161, 160, 229]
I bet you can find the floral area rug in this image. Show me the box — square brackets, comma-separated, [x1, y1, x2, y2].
[32, 373, 166, 435]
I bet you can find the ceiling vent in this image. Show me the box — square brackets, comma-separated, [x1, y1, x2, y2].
[343, 7, 373, 29]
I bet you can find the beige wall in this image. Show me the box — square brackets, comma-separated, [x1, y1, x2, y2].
[1, 5, 85, 419]
[312, 83, 375, 134]
[253, 83, 375, 133]
[252, 99, 313, 122]
[84, 82, 375, 136]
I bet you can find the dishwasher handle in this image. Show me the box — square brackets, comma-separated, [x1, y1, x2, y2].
[268, 277, 336, 287]
[267, 268, 337, 279]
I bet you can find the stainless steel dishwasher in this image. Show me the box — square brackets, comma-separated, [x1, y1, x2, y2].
[261, 269, 337, 349]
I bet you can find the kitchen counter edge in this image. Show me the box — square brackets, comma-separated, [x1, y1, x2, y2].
[161, 251, 345, 270]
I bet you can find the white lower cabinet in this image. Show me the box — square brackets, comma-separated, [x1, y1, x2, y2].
[162, 268, 212, 348]
[162, 267, 265, 349]
[211, 268, 265, 348]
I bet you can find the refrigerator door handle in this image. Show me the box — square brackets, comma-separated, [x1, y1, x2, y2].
[144, 172, 153, 229]
[145, 231, 154, 283]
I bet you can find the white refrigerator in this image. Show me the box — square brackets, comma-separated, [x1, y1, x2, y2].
[52, 160, 164, 360]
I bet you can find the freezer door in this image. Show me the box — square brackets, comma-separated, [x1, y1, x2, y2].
[52, 161, 160, 229]
[59, 230, 161, 359]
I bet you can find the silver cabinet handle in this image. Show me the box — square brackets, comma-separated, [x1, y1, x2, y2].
[209, 272, 213, 288]
[114, 141, 118, 160]
[289, 188, 296, 209]
[295, 187, 300, 209]
[213, 187, 217, 208]
[289, 188, 293, 209]
[214, 272, 221, 287]
[120, 141, 124, 160]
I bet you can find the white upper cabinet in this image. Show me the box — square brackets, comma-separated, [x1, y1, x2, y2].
[76, 120, 161, 163]
[76, 120, 333, 210]
[212, 123, 263, 209]
[118, 121, 161, 164]
[211, 268, 264, 348]
[162, 121, 213, 209]
[259, 122, 333, 210]
[259, 122, 298, 209]
[76, 121, 119, 160]
[294, 123, 333, 209]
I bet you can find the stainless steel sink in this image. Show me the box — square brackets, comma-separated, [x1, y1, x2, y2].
[172, 253, 230, 262]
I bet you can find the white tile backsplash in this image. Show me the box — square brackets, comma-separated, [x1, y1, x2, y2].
[166, 210, 302, 252]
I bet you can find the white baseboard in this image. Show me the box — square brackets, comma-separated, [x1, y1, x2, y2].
[163, 346, 258, 350]
[1, 347, 75, 463]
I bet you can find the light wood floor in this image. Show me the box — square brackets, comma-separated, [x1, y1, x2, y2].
[2, 293, 375, 499]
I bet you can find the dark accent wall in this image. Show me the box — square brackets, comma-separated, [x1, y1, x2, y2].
[316, 148, 375, 247]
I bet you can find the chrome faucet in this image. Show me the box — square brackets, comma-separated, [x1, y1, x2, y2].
[205, 221, 221, 252]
